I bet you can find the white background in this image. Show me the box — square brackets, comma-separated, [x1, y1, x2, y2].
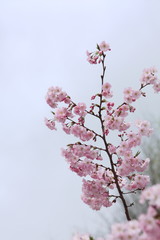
[0, 0, 160, 239]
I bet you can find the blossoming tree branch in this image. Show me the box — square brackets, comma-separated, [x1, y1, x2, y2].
[45, 42, 160, 240]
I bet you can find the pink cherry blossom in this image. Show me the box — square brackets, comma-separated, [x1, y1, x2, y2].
[99, 41, 111, 52]
[135, 120, 153, 136]
[153, 80, 160, 92]
[86, 41, 111, 64]
[124, 87, 141, 103]
[44, 118, 56, 130]
[125, 174, 150, 191]
[102, 82, 113, 98]
[86, 50, 102, 64]
[73, 103, 87, 117]
[70, 124, 94, 141]
[108, 144, 116, 154]
[140, 184, 160, 207]
[62, 124, 71, 134]
[81, 179, 112, 210]
[55, 107, 73, 123]
[46, 86, 70, 108]
[140, 67, 158, 85]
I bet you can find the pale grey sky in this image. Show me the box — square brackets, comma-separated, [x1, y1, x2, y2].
[0, 0, 160, 240]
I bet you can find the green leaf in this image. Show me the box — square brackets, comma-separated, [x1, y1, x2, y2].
[89, 237, 94, 240]
[134, 151, 141, 158]
[96, 44, 100, 50]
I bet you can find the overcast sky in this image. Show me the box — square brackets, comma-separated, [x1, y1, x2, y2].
[0, 0, 160, 240]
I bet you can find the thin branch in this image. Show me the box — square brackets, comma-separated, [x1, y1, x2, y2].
[97, 54, 131, 221]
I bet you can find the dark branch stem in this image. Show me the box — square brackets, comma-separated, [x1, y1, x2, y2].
[98, 54, 131, 221]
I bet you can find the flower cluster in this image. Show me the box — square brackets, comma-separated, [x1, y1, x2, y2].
[140, 183, 160, 207]
[73, 103, 87, 117]
[86, 41, 111, 64]
[45, 42, 160, 220]
[45, 86, 70, 108]
[123, 88, 141, 103]
[141, 67, 160, 92]
[82, 179, 112, 210]
[70, 125, 95, 141]
[44, 118, 56, 130]
[102, 82, 113, 98]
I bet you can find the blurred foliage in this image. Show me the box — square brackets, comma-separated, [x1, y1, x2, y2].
[126, 118, 160, 219]
[143, 120, 160, 184]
